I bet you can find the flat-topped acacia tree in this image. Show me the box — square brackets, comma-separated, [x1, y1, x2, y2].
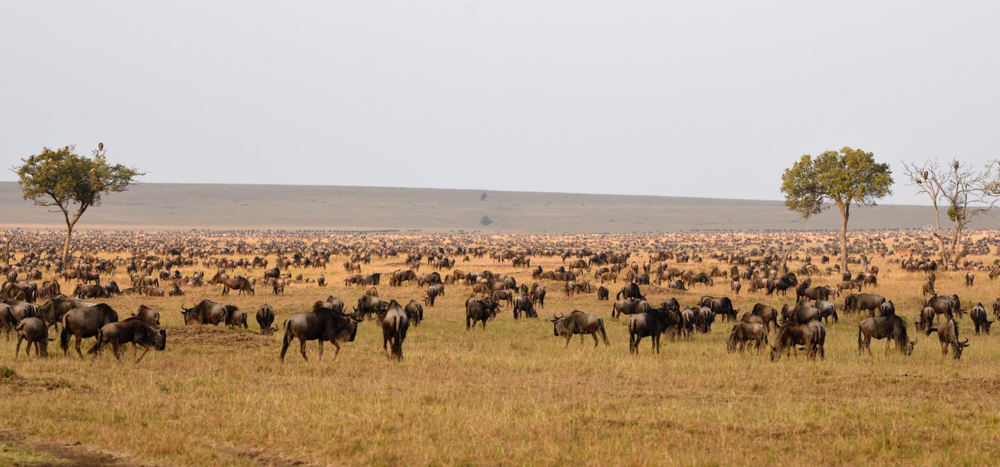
[13, 143, 143, 267]
[780, 147, 893, 273]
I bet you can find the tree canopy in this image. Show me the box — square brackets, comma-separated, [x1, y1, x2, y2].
[781, 147, 893, 217]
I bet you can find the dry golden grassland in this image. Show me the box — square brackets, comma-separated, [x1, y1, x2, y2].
[1, 241, 1000, 466]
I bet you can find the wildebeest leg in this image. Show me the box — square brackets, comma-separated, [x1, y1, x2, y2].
[299, 338, 309, 361]
[112, 342, 123, 361]
[331, 340, 341, 358]
[318, 340, 324, 361]
[135, 346, 151, 363]
[592, 333, 599, 347]
[564, 336, 572, 348]
[75, 336, 85, 358]
[14, 336, 23, 360]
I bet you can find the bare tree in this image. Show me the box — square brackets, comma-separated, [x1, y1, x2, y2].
[904, 159, 1000, 269]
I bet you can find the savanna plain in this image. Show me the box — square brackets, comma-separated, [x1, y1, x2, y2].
[2, 230, 1000, 466]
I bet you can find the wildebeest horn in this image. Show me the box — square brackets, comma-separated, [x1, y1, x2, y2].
[180, 303, 192, 313]
[961, 338, 969, 346]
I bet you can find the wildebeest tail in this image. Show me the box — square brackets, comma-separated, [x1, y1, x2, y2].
[925, 327, 938, 336]
[393, 316, 404, 359]
[598, 319, 609, 346]
[60, 315, 71, 352]
[279, 320, 292, 361]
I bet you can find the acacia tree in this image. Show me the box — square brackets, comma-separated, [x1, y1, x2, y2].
[904, 159, 1000, 269]
[780, 147, 893, 273]
[14, 144, 143, 267]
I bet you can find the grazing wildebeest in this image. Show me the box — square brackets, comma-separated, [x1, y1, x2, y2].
[530, 284, 546, 308]
[780, 302, 820, 324]
[661, 298, 680, 312]
[628, 308, 670, 354]
[180, 300, 229, 326]
[74, 284, 108, 299]
[751, 303, 779, 331]
[465, 297, 501, 330]
[512, 294, 535, 319]
[14, 317, 49, 359]
[766, 273, 798, 297]
[491, 289, 514, 307]
[966, 272, 975, 287]
[926, 318, 969, 359]
[257, 305, 277, 335]
[60, 303, 119, 357]
[355, 295, 387, 321]
[696, 306, 715, 333]
[727, 321, 767, 354]
[925, 294, 964, 319]
[381, 300, 409, 360]
[731, 279, 742, 295]
[131, 305, 161, 325]
[858, 314, 915, 356]
[970, 303, 992, 335]
[225, 305, 249, 329]
[770, 320, 824, 361]
[219, 276, 254, 296]
[699, 296, 737, 322]
[611, 299, 650, 319]
[424, 284, 445, 306]
[616, 283, 645, 300]
[89, 318, 167, 362]
[878, 300, 896, 317]
[844, 293, 886, 317]
[915, 306, 936, 332]
[280, 301, 362, 362]
[550, 311, 609, 348]
[597, 286, 609, 300]
[404, 300, 424, 326]
[679, 307, 696, 339]
[814, 300, 839, 324]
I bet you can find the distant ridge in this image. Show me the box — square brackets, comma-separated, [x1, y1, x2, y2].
[1, 181, 995, 233]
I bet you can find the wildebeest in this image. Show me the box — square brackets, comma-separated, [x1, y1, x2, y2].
[696, 306, 715, 333]
[727, 321, 767, 354]
[380, 300, 409, 360]
[970, 303, 992, 335]
[814, 300, 838, 324]
[219, 275, 254, 296]
[858, 314, 915, 356]
[225, 305, 249, 329]
[404, 300, 424, 326]
[60, 303, 119, 357]
[766, 273, 798, 297]
[616, 283, 645, 300]
[89, 318, 167, 362]
[628, 308, 671, 354]
[611, 298, 650, 319]
[180, 300, 230, 326]
[73, 284, 108, 299]
[424, 284, 445, 306]
[844, 293, 886, 317]
[699, 296, 737, 322]
[512, 294, 535, 319]
[550, 311, 609, 348]
[596, 286, 609, 300]
[491, 289, 514, 307]
[280, 301, 362, 362]
[915, 306, 936, 332]
[926, 318, 969, 359]
[465, 297, 501, 329]
[751, 303, 779, 331]
[925, 294, 964, 319]
[131, 305, 161, 325]
[36, 295, 89, 330]
[770, 320, 825, 361]
[257, 305, 277, 335]
[14, 317, 49, 359]
[530, 284, 546, 308]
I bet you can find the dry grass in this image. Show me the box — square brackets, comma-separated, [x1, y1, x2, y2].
[2, 243, 1000, 466]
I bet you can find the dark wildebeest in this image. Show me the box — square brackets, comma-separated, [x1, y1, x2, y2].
[970, 303, 993, 335]
[780, 302, 820, 325]
[74, 284, 108, 299]
[404, 300, 424, 326]
[131, 305, 161, 325]
[727, 321, 767, 354]
[661, 298, 680, 312]
[280, 301, 362, 362]
[628, 308, 670, 354]
[751, 303, 779, 331]
[611, 299, 650, 319]
[667, 280, 687, 291]
[14, 317, 49, 359]
[550, 310, 609, 348]
[381, 299, 409, 360]
[465, 297, 501, 330]
[926, 318, 969, 359]
[858, 314, 915, 356]
[844, 293, 886, 317]
[770, 320, 824, 361]
[424, 284, 445, 307]
[491, 289, 514, 307]
[512, 294, 535, 319]
[814, 300, 839, 324]
[257, 305, 277, 335]
[878, 300, 896, 317]
[225, 305, 249, 329]
[597, 286, 609, 300]
[355, 295, 387, 321]
[180, 300, 229, 326]
[60, 303, 119, 357]
[616, 283, 645, 301]
[696, 306, 715, 333]
[530, 284, 546, 308]
[88, 318, 167, 363]
[731, 279, 742, 295]
[915, 306, 935, 332]
[699, 296, 737, 322]
[36, 295, 89, 331]
[925, 294, 964, 319]
[766, 273, 798, 297]
[679, 307, 696, 338]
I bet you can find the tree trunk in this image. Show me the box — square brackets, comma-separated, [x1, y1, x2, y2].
[839, 204, 850, 273]
[62, 225, 73, 268]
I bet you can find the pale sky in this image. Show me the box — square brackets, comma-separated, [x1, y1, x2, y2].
[2, 1, 998, 204]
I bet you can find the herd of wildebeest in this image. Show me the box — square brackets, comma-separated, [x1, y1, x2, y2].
[2, 229, 999, 363]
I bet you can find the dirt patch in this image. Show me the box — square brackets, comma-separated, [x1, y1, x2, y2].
[0, 430, 139, 466]
[207, 442, 307, 467]
[168, 325, 275, 350]
[0, 368, 91, 393]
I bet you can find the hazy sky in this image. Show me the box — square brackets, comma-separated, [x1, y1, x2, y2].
[2, 1, 998, 204]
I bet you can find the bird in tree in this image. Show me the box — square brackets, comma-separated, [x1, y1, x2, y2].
[780, 147, 893, 273]
[13, 143, 143, 268]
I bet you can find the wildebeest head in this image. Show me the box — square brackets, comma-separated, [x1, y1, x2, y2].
[954, 338, 970, 359]
[550, 314, 568, 337]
